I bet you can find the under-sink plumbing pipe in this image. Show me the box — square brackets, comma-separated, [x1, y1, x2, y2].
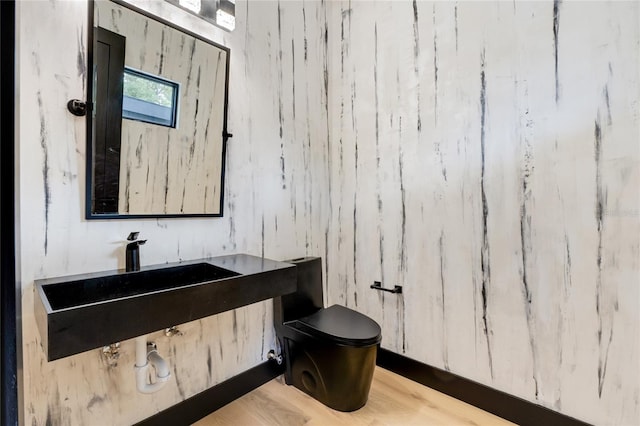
[134, 335, 171, 394]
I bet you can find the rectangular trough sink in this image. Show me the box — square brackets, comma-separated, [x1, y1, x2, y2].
[35, 254, 297, 361]
[43, 263, 240, 310]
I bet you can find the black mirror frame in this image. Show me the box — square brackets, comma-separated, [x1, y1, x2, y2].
[85, 0, 231, 220]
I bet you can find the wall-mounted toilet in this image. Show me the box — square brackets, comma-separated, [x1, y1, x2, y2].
[274, 257, 382, 412]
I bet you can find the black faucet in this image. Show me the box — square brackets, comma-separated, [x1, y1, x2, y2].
[126, 232, 147, 272]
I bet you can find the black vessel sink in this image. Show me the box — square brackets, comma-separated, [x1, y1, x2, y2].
[43, 263, 240, 310]
[35, 254, 296, 361]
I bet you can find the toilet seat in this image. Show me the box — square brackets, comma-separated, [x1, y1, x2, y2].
[289, 304, 382, 347]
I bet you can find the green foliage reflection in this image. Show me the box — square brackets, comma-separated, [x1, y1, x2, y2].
[123, 71, 174, 107]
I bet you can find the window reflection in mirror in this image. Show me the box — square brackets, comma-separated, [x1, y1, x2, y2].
[122, 68, 180, 128]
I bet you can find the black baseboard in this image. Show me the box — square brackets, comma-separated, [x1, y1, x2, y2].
[136, 360, 284, 426]
[376, 348, 590, 426]
[135, 348, 591, 426]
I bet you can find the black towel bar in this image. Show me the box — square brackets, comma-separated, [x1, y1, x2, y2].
[370, 281, 402, 294]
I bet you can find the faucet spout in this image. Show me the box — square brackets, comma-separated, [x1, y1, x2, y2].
[126, 232, 146, 272]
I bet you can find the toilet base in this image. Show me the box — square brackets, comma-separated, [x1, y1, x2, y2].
[282, 338, 378, 412]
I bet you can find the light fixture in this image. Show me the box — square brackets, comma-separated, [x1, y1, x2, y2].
[166, 0, 235, 32]
[216, 0, 235, 32]
[178, 0, 201, 14]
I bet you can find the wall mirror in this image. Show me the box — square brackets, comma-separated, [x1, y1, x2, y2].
[87, 0, 230, 219]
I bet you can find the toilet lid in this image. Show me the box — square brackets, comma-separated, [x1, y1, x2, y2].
[294, 304, 382, 347]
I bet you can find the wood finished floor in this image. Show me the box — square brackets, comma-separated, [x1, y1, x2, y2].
[193, 367, 515, 426]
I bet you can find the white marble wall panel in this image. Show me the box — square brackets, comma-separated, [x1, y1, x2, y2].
[17, 0, 328, 424]
[325, 2, 639, 425]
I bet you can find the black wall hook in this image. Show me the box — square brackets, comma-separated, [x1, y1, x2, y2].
[370, 281, 403, 294]
[67, 99, 87, 116]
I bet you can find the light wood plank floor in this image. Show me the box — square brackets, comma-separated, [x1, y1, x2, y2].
[194, 367, 514, 426]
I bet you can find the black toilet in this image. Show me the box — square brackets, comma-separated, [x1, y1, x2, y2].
[274, 257, 382, 412]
